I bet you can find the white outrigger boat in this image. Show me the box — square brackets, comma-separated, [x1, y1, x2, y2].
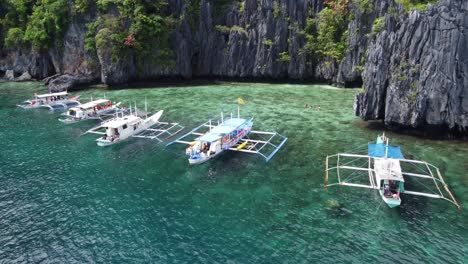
[83, 103, 184, 147]
[166, 98, 288, 165]
[59, 99, 122, 124]
[17, 91, 80, 111]
[325, 134, 461, 210]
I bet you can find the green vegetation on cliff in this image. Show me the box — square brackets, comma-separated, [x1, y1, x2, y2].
[301, 1, 349, 61]
[0, 0, 173, 64]
[86, 0, 174, 66]
[396, 0, 438, 11]
[0, 0, 68, 49]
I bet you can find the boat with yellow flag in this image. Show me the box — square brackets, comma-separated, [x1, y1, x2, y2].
[167, 98, 288, 165]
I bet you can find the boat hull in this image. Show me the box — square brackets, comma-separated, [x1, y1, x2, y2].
[58, 117, 81, 124]
[94, 111, 163, 147]
[18, 100, 80, 111]
[380, 191, 402, 208]
[188, 151, 222, 165]
[96, 138, 122, 147]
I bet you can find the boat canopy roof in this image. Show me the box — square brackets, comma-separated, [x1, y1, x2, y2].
[105, 115, 140, 128]
[79, 99, 110, 109]
[198, 118, 248, 142]
[36, 91, 68, 98]
[211, 118, 247, 134]
[198, 133, 222, 142]
[368, 143, 404, 159]
[374, 158, 404, 182]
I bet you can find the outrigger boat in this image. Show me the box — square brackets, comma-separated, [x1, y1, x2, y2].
[83, 102, 184, 147]
[17, 91, 80, 111]
[325, 134, 461, 210]
[59, 99, 122, 124]
[166, 98, 288, 165]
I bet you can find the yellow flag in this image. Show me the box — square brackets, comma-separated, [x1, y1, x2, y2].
[237, 97, 245, 105]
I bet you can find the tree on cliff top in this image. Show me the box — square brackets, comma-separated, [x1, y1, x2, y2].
[0, 0, 68, 49]
[301, 3, 349, 62]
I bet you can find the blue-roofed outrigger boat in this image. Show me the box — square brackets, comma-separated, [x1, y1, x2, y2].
[325, 134, 461, 210]
[166, 98, 288, 165]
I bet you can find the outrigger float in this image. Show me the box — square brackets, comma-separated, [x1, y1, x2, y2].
[17, 91, 80, 110]
[59, 99, 122, 124]
[166, 98, 288, 165]
[83, 102, 184, 147]
[325, 134, 461, 210]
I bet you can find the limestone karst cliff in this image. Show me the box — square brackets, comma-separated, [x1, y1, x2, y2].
[355, 0, 468, 133]
[0, 0, 466, 133]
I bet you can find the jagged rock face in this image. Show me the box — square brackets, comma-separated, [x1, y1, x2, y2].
[1, 0, 466, 134]
[356, 0, 468, 131]
[189, 0, 313, 79]
[0, 51, 55, 79]
[48, 74, 94, 92]
[0, 0, 371, 85]
[337, 0, 398, 87]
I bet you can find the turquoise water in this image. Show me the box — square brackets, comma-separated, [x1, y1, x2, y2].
[0, 81, 466, 263]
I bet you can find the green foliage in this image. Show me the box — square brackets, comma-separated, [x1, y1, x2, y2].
[5, 27, 24, 48]
[372, 17, 386, 37]
[1, 0, 34, 30]
[263, 39, 273, 46]
[273, 1, 280, 18]
[84, 21, 99, 53]
[298, 18, 315, 55]
[239, 1, 245, 13]
[74, 0, 93, 14]
[24, 0, 69, 49]
[354, 0, 374, 14]
[360, 55, 366, 65]
[300, 5, 349, 61]
[230, 25, 247, 37]
[92, 0, 173, 65]
[355, 65, 364, 72]
[409, 91, 417, 102]
[277, 51, 290, 62]
[215, 25, 230, 34]
[0, 0, 33, 48]
[387, 6, 398, 18]
[313, 7, 348, 60]
[396, 0, 437, 12]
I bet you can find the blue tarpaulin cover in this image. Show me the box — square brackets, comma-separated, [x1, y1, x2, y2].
[368, 143, 404, 159]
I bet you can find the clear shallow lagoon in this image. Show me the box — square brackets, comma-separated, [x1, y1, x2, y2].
[0, 81, 466, 263]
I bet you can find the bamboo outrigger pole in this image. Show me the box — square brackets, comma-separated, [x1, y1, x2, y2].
[435, 169, 462, 211]
[325, 156, 329, 189]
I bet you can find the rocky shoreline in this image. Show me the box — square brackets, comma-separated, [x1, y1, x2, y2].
[0, 0, 466, 135]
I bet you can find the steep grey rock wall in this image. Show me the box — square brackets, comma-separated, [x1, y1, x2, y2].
[356, 0, 468, 131]
[1, 0, 369, 86]
[1, 0, 467, 133]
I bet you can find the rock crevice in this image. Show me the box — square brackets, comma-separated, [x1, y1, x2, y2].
[356, 0, 468, 132]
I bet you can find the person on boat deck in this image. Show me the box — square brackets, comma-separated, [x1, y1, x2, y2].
[384, 184, 392, 197]
[381, 134, 388, 143]
[389, 180, 399, 191]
